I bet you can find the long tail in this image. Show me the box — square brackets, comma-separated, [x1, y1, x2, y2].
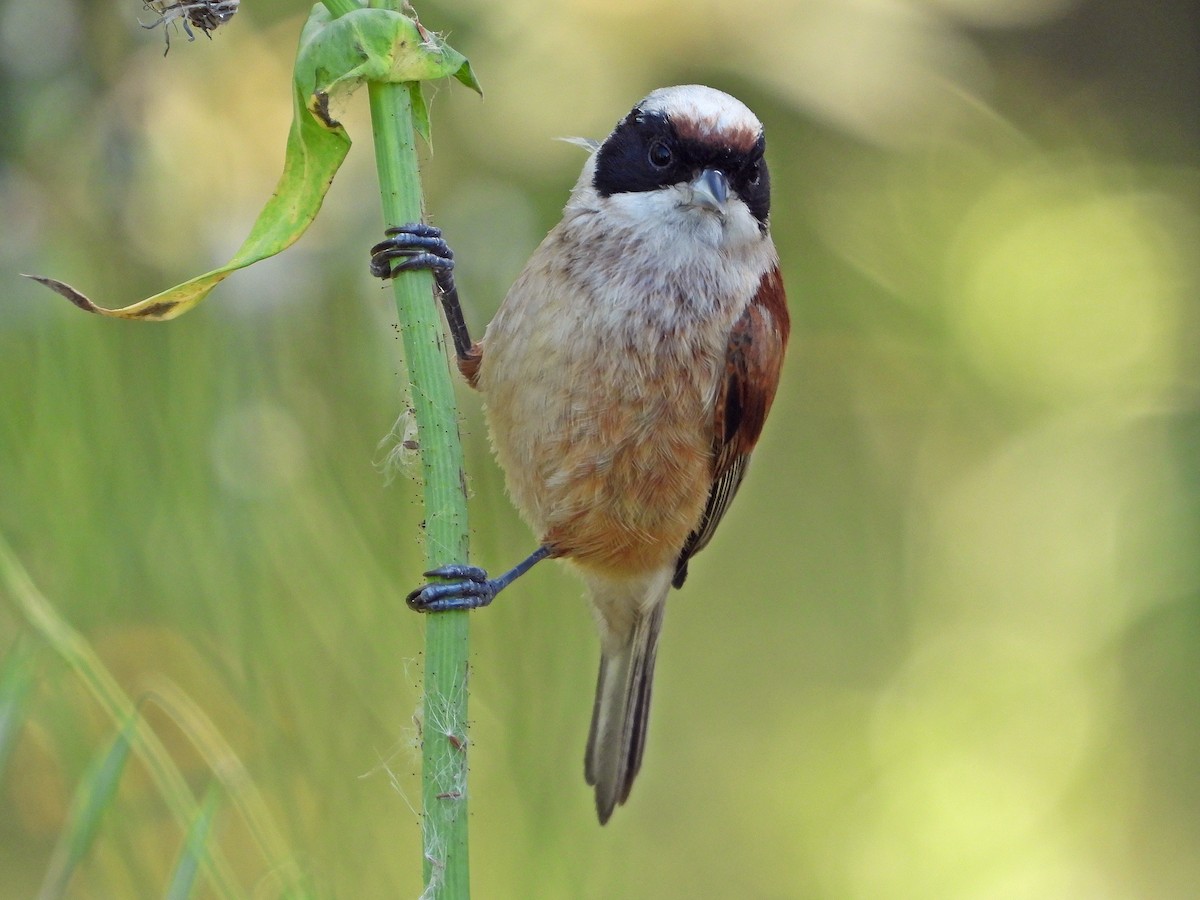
[584, 597, 667, 824]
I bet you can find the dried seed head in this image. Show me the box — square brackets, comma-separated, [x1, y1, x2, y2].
[141, 1, 239, 55]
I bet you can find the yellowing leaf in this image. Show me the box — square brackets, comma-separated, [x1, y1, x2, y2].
[25, 3, 480, 321]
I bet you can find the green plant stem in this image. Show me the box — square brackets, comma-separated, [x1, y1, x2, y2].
[315, 2, 472, 894]
[365, 14, 472, 900]
[319, 0, 359, 17]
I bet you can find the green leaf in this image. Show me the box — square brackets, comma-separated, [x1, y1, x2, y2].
[165, 786, 219, 900]
[0, 636, 38, 784]
[39, 714, 139, 900]
[297, 7, 480, 111]
[25, 2, 480, 321]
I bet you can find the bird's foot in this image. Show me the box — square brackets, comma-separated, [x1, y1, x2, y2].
[370, 223, 454, 280]
[406, 564, 498, 612]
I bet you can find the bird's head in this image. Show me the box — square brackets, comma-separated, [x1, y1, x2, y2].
[583, 85, 771, 251]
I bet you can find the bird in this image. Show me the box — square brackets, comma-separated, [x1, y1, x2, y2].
[370, 84, 790, 824]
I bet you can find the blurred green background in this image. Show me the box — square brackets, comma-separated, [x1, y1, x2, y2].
[2, 0, 1199, 897]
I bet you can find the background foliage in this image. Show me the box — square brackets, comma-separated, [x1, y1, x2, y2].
[2, 0, 1198, 897]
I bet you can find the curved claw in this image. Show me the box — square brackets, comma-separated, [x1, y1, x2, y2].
[370, 223, 454, 280]
[423, 564, 488, 583]
[385, 223, 443, 239]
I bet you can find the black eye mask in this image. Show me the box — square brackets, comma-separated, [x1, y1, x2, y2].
[593, 109, 771, 227]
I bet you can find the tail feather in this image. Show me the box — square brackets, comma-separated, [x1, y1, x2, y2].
[584, 602, 666, 824]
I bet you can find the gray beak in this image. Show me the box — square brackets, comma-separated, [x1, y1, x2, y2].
[689, 168, 729, 215]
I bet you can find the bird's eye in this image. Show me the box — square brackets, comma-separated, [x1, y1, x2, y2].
[747, 161, 762, 185]
[647, 140, 673, 169]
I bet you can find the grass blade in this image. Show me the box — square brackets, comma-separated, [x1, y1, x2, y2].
[0, 635, 38, 782]
[0, 533, 245, 898]
[38, 713, 138, 900]
[165, 786, 220, 900]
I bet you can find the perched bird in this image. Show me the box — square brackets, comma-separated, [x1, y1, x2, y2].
[370, 85, 790, 823]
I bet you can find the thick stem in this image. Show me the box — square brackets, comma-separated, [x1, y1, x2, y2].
[319, 0, 359, 17]
[366, 23, 472, 900]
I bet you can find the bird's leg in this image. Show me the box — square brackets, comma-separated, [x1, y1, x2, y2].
[369, 223, 474, 364]
[406, 546, 553, 613]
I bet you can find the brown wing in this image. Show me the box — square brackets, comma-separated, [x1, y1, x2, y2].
[673, 265, 790, 588]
